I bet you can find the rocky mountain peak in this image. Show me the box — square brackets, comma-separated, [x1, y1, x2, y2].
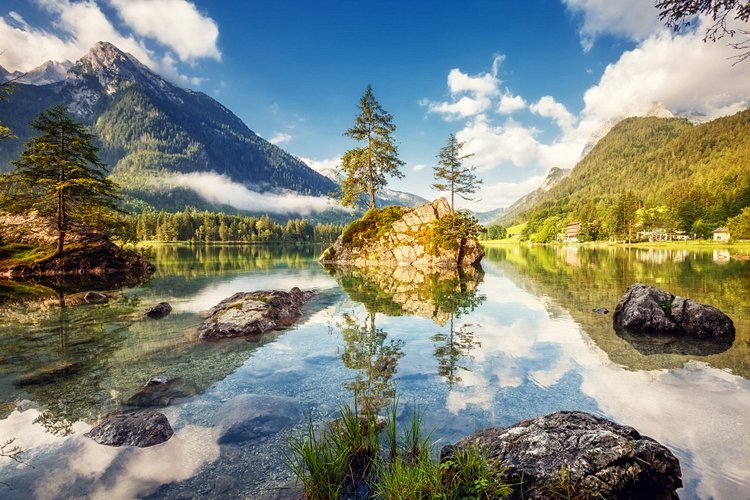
[70, 41, 162, 95]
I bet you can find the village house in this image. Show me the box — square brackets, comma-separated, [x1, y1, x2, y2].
[563, 222, 581, 242]
[712, 227, 730, 242]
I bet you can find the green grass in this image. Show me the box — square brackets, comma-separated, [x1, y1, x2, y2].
[287, 397, 514, 499]
[0, 243, 55, 269]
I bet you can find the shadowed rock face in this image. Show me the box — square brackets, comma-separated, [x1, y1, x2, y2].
[85, 411, 173, 447]
[198, 287, 315, 340]
[612, 284, 735, 354]
[320, 198, 483, 268]
[445, 411, 682, 500]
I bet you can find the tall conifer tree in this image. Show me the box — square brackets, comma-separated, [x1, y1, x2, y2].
[432, 134, 481, 212]
[8, 104, 123, 255]
[340, 85, 404, 209]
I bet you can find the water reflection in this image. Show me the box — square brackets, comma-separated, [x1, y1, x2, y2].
[339, 312, 404, 413]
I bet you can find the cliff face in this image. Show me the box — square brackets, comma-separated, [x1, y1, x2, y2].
[320, 198, 484, 268]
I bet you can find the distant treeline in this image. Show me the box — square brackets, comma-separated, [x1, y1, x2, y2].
[124, 209, 345, 243]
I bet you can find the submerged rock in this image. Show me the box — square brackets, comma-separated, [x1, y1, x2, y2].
[215, 394, 303, 445]
[125, 375, 197, 407]
[592, 307, 609, 314]
[199, 287, 315, 340]
[83, 291, 109, 304]
[320, 198, 483, 268]
[14, 361, 82, 387]
[144, 302, 172, 319]
[445, 411, 682, 499]
[613, 283, 735, 341]
[86, 411, 173, 447]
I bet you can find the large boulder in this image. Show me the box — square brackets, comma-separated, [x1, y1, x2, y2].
[85, 411, 174, 447]
[215, 394, 303, 445]
[320, 198, 483, 268]
[144, 302, 172, 319]
[199, 287, 315, 340]
[613, 283, 735, 342]
[444, 411, 682, 499]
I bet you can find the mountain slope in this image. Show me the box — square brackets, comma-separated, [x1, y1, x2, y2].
[495, 167, 570, 225]
[517, 110, 750, 239]
[0, 42, 337, 212]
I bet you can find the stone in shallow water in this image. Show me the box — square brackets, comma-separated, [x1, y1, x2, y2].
[86, 411, 174, 447]
[215, 394, 303, 445]
[125, 375, 198, 407]
[144, 301, 172, 319]
[199, 288, 315, 340]
[443, 411, 682, 499]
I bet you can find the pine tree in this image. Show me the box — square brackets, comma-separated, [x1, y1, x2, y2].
[340, 85, 404, 209]
[7, 104, 123, 255]
[432, 133, 482, 212]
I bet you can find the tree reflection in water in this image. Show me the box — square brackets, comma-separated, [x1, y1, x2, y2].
[338, 312, 404, 414]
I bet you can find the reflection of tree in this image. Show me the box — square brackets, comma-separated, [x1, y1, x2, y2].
[432, 320, 480, 388]
[339, 312, 404, 413]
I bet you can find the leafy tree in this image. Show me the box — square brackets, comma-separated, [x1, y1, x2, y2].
[6, 104, 123, 255]
[0, 78, 14, 138]
[656, 0, 750, 63]
[432, 133, 482, 212]
[727, 206, 750, 239]
[340, 85, 404, 209]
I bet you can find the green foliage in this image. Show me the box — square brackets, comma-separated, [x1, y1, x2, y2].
[727, 206, 750, 239]
[518, 111, 750, 242]
[432, 133, 481, 212]
[430, 211, 484, 254]
[0, 78, 15, 139]
[340, 85, 405, 209]
[287, 397, 513, 500]
[340, 206, 405, 246]
[481, 224, 507, 240]
[122, 208, 343, 243]
[3, 104, 124, 254]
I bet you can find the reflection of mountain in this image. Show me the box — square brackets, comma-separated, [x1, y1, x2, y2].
[324, 265, 485, 325]
[484, 245, 750, 378]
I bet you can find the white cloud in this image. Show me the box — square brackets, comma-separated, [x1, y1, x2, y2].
[108, 0, 220, 61]
[497, 93, 526, 114]
[269, 132, 292, 145]
[299, 156, 341, 181]
[412, 163, 427, 172]
[0, 0, 214, 85]
[165, 172, 344, 215]
[580, 28, 750, 125]
[530, 96, 576, 132]
[423, 55, 503, 120]
[562, 0, 662, 51]
[460, 174, 547, 211]
[455, 116, 540, 171]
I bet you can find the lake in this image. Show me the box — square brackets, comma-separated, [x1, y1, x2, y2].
[0, 244, 748, 499]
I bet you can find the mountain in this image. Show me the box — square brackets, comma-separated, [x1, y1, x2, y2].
[517, 110, 750, 240]
[0, 60, 73, 86]
[472, 207, 505, 226]
[579, 103, 675, 159]
[0, 42, 337, 213]
[494, 167, 571, 225]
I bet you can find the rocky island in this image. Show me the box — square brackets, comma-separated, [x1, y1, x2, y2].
[320, 198, 484, 268]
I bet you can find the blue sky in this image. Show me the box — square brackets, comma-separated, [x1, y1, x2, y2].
[2, 0, 750, 211]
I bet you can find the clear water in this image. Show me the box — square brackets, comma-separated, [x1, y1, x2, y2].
[0, 244, 748, 499]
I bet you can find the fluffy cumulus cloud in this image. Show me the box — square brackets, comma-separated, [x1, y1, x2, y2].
[108, 0, 220, 61]
[497, 93, 526, 114]
[530, 96, 576, 132]
[0, 0, 218, 84]
[456, 116, 540, 170]
[562, 0, 661, 50]
[166, 172, 344, 215]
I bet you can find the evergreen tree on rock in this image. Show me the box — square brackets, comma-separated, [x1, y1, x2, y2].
[340, 85, 404, 209]
[432, 133, 482, 212]
[7, 104, 123, 255]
